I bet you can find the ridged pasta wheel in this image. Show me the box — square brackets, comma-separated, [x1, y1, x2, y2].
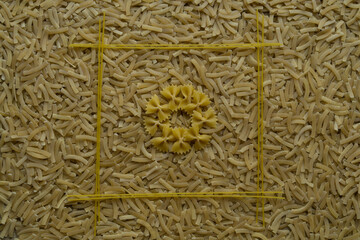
[145, 85, 217, 154]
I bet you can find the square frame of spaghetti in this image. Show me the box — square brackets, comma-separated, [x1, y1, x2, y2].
[66, 10, 283, 236]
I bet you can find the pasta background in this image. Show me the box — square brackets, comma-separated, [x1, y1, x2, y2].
[0, 0, 360, 239]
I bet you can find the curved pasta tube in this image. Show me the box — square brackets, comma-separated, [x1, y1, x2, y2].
[171, 128, 191, 154]
[192, 107, 217, 128]
[146, 95, 170, 121]
[160, 86, 182, 111]
[151, 125, 174, 152]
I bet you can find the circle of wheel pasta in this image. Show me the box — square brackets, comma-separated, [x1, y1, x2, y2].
[144, 85, 217, 154]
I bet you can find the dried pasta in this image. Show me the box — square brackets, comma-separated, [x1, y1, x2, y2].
[146, 95, 170, 121]
[0, 0, 359, 239]
[150, 125, 174, 152]
[160, 85, 181, 111]
[144, 85, 217, 154]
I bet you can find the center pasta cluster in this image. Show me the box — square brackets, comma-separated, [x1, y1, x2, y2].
[144, 85, 217, 154]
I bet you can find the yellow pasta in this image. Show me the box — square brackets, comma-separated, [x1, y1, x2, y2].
[146, 95, 170, 121]
[192, 108, 217, 129]
[179, 85, 194, 109]
[191, 91, 210, 111]
[150, 125, 174, 152]
[144, 116, 164, 136]
[171, 128, 191, 154]
[184, 126, 211, 150]
[160, 85, 182, 111]
[144, 84, 217, 154]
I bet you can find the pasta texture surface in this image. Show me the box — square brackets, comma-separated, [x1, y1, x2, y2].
[145, 85, 217, 154]
[0, 0, 359, 239]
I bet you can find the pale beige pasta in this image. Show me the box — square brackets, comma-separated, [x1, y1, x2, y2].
[0, 0, 359, 239]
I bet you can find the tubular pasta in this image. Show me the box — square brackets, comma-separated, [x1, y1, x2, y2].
[137, 219, 157, 239]
[26, 147, 51, 159]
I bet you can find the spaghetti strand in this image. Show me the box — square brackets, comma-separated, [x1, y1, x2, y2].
[69, 42, 281, 49]
[261, 13, 265, 227]
[256, 9, 261, 224]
